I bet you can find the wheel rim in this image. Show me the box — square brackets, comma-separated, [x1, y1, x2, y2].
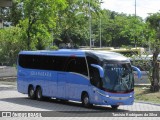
[84, 96, 89, 105]
[37, 90, 41, 99]
[37, 89, 42, 99]
[30, 89, 34, 97]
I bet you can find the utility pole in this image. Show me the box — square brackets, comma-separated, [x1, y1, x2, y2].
[134, 0, 137, 48]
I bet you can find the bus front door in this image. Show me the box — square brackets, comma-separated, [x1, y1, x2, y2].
[57, 73, 66, 99]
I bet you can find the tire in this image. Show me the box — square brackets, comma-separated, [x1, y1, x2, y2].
[36, 87, 43, 101]
[111, 105, 119, 110]
[28, 86, 36, 100]
[43, 96, 51, 101]
[60, 99, 68, 102]
[82, 93, 92, 108]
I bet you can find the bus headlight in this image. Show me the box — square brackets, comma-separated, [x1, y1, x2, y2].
[106, 95, 110, 98]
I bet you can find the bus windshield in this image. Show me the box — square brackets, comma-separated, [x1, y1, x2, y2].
[102, 62, 134, 93]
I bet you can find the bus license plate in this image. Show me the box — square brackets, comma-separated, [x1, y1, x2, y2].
[117, 102, 123, 105]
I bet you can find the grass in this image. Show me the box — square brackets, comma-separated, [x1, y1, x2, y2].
[134, 85, 160, 104]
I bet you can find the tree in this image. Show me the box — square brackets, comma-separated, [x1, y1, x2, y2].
[54, 0, 102, 47]
[0, 0, 23, 26]
[146, 13, 160, 92]
[120, 16, 145, 47]
[19, 0, 67, 50]
[0, 27, 25, 65]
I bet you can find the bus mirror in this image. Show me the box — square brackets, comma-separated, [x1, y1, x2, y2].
[132, 66, 142, 79]
[91, 64, 104, 78]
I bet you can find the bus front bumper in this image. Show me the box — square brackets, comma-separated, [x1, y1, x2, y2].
[93, 90, 134, 106]
[102, 95, 134, 105]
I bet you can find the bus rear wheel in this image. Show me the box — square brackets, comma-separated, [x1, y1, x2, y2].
[111, 105, 119, 109]
[82, 93, 92, 108]
[28, 86, 35, 100]
[36, 87, 43, 101]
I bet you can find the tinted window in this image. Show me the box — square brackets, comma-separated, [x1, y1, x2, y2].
[18, 54, 68, 71]
[86, 56, 101, 87]
[86, 55, 99, 74]
[65, 57, 88, 76]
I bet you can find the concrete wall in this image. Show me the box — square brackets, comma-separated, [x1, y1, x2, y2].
[0, 66, 17, 77]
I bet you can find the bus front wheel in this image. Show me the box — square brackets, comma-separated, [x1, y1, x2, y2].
[82, 93, 92, 108]
[28, 86, 35, 100]
[36, 87, 43, 101]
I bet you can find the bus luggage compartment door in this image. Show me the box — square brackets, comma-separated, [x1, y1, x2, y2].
[57, 73, 66, 99]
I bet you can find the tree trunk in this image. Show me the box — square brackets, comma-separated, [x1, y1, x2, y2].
[150, 47, 160, 92]
[27, 16, 31, 50]
[27, 28, 31, 50]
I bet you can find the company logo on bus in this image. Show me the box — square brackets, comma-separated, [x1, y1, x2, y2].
[30, 71, 52, 77]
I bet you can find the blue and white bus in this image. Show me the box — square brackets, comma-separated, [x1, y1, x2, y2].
[17, 49, 141, 109]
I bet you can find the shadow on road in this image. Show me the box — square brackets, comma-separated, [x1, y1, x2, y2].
[0, 96, 129, 113]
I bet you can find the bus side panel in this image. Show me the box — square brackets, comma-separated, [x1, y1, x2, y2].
[47, 72, 58, 97]
[56, 72, 66, 99]
[66, 73, 90, 101]
[17, 67, 31, 94]
[17, 66, 58, 97]
[35, 71, 57, 98]
[88, 86, 104, 104]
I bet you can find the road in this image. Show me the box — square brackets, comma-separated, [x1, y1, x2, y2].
[0, 81, 159, 120]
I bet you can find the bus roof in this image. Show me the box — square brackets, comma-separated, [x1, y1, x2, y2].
[89, 51, 129, 61]
[19, 49, 129, 61]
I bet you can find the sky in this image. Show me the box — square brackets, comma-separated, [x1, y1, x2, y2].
[101, 0, 160, 19]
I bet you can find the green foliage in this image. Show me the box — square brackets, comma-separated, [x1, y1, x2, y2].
[54, 0, 101, 46]
[18, 0, 67, 50]
[0, 27, 25, 65]
[146, 12, 160, 49]
[117, 16, 145, 47]
[50, 45, 59, 50]
[1, 1, 160, 67]
[0, 0, 67, 65]
[146, 12, 160, 92]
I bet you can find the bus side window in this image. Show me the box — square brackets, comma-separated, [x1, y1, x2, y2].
[19, 55, 68, 71]
[65, 57, 88, 76]
[66, 59, 77, 72]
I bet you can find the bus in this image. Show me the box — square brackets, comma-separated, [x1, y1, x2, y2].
[17, 49, 141, 109]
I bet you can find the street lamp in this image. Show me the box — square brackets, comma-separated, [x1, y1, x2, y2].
[135, 0, 136, 17]
[99, 0, 103, 48]
[134, 0, 137, 48]
[89, 0, 92, 49]
[85, 0, 102, 48]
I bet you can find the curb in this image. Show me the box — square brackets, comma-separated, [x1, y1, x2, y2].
[0, 77, 17, 82]
[134, 84, 151, 86]
[135, 101, 160, 106]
